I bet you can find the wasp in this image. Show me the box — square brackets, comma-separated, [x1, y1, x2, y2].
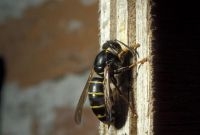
[74, 39, 147, 128]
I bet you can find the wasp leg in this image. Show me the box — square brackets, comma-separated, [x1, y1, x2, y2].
[131, 43, 140, 58]
[136, 57, 148, 70]
[114, 57, 148, 74]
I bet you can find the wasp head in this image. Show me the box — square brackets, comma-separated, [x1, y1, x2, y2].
[102, 40, 123, 55]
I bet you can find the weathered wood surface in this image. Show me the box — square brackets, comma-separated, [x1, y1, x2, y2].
[99, 0, 153, 134]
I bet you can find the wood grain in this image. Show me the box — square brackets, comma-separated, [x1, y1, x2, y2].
[99, 0, 153, 134]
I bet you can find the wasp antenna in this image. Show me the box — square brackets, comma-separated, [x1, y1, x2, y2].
[114, 39, 130, 49]
[114, 39, 140, 56]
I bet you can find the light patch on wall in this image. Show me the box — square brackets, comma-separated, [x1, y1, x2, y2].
[67, 19, 84, 33]
[1, 71, 90, 135]
[80, 0, 97, 6]
[0, 0, 48, 23]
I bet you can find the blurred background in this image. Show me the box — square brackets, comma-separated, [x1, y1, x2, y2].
[0, 0, 99, 134]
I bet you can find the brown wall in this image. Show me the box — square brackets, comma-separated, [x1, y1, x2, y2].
[0, 0, 99, 87]
[0, 0, 99, 135]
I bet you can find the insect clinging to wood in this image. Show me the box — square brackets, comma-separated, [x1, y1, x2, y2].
[74, 39, 147, 128]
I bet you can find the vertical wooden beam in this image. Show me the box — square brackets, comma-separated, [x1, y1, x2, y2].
[99, 0, 111, 47]
[136, 0, 153, 135]
[99, 0, 111, 134]
[115, 0, 129, 134]
[99, 0, 153, 134]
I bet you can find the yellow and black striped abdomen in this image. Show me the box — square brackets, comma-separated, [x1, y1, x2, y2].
[88, 77, 108, 123]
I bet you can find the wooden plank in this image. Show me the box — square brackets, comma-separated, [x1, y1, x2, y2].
[99, 0, 153, 134]
[136, 0, 153, 135]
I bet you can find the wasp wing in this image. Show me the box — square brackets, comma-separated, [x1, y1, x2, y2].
[103, 66, 113, 119]
[74, 70, 94, 124]
[112, 68, 135, 113]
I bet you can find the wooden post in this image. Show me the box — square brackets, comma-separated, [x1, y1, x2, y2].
[99, 0, 153, 134]
[135, 0, 153, 135]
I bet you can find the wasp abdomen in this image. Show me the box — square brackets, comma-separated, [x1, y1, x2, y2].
[88, 77, 108, 122]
